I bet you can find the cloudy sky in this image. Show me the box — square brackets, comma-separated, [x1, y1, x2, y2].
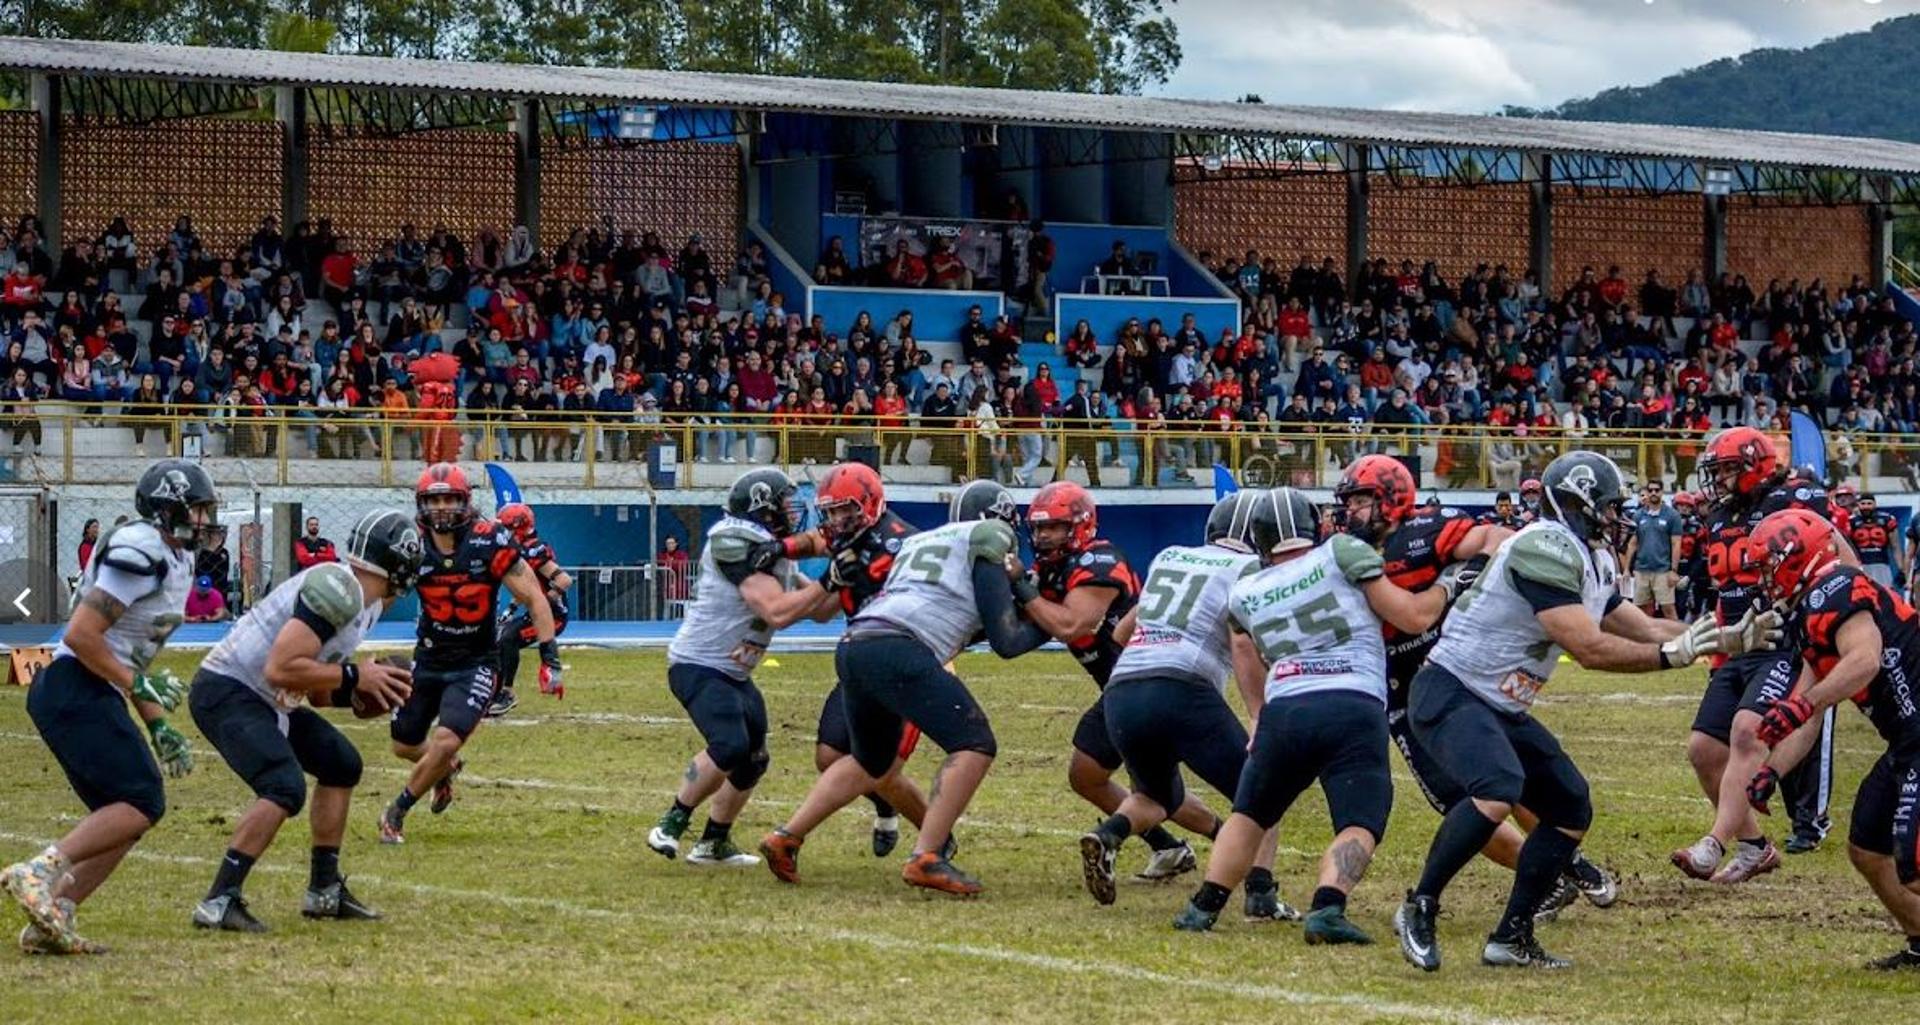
[1155, 0, 1914, 112]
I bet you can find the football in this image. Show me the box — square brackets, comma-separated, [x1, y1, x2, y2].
[350, 654, 413, 719]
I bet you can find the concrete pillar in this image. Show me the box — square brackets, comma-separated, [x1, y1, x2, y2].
[900, 122, 961, 217]
[276, 87, 309, 232]
[31, 75, 61, 255]
[1870, 202, 1894, 291]
[514, 99, 542, 241]
[1525, 152, 1553, 290]
[1342, 144, 1370, 299]
[1106, 132, 1171, 227]
[1039, 129, 1103, 224]
[1702, 192, 1728, 282]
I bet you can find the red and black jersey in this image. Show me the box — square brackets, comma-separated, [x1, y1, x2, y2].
[415, 519, 522, 667]
[836, 510, 918, 616]
[518, 535, 570, 624]
[1792, 565, 1920, 747]
[1380, 506, 1477, 700]
[1036, 539, 1140, 687]
[1845, 512, 1898, 567]
[1677, 513, 1705, 564]
[1476, 511, 1526, 531]
[1704, 481, 1830, 624]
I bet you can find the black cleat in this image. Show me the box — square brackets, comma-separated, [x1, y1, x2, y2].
[1079, 832, 1118, 906]
[431, 759, 463, 815]
[302, 878, 380, 921]
[193, 892, 268, 933]
[1483, 930, 1572, 969]
[872, 816, 900, 858]
[1784, 831, 1823, 855]
[1394, 892, 1441, 972]
[1868, 947, 1920, 971]
[485, 689, 518, 719]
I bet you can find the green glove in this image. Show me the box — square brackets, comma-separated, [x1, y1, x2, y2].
[132, 668, 185, 712]
[147, 719, 194, 779]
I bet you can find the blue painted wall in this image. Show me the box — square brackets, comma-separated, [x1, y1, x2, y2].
[1053, 294, 1241, 348]
[807, 286, 1003, 342]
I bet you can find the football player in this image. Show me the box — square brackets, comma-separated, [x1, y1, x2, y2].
[806, 461, 936, 858]
[1394, 452, 1774, 971]
[1518, 478, 1544, 523]
[377, 464, 558, 845]
[1336, 456, 1614, 914]
[486, 502, 573, 718]
[1673, 428, 1840, 876]
[2, 460, 218, 954]
[1010, 481, 1212, 883]
[760, 480, 1050, 895]
[1843, 493, 1898, 590]
[188, 510, 420, 932]
[1830, 482, 1859, 535]
[1744, 509, 1920, 969]
[1478, 491, 1526, 530]
[1083, 492, 1272, 911]
[1171, 488, 1461, 944]
[648, 468, 839, 866]
[1674, 492, 1709, 620]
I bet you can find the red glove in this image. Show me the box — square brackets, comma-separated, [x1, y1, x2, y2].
[1755, 695, 1814, 748]
[1745, 766, 1779, 815]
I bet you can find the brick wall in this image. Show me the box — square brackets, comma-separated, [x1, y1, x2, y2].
[1550, 191, 1703, 293]
[308, 129, 516, 257]
[1728, 201, 1874, 290]
[1373, 183, 1530, 284]
[62, 118, 282, 256]
[542, 140, 742, 270]
[1172, 171, 1345, 267]
[0, 111, 35, 223]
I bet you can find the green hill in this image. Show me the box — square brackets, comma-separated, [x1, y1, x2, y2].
[1516, 14, 1920, 143]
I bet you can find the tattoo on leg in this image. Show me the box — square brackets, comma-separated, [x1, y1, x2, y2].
[1330, 837, 1371, 890]
[930, 753, 959, 803]
[683, 761, 699, 785]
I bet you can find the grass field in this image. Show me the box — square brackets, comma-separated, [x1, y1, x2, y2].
[0, 648, 1912, 1024]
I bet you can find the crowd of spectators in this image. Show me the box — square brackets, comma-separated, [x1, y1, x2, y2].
[0, 206, 1913, 488]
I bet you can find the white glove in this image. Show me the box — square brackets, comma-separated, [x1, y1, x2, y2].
[1435, 562, 1481, 603]
[1660, 616, 1723, 668]
[1714, 606, 1784, 659]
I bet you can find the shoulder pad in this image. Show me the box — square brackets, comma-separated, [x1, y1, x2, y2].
[1331, 533, 1385, 582]
[1803, 566, 1861, 613]
[708, 531, 759, 566]
[472, 520, 497, 537]
[1508, 528, 1586, 593]
[99, 522, 170, 577]
[969, 519, 1016, 561]
[1437, 507, 1466, 520]
[299, 563, 364, 628]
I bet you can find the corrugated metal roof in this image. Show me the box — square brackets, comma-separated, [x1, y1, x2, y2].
[4, 36, 1919, 176]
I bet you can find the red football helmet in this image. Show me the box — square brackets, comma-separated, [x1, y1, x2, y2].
[816, 461, 885, 542]
[497, 502, 536, 543]
[1672, 491, 1698, 512]
[1699, 427, 1778, 505]
[1831, 483, 1858, 509]
[1027, 480, 1096, 564]
[415, 463, 474, 533]
[1749, 508, 1839, 606]
[1334, 454, 1416, 544]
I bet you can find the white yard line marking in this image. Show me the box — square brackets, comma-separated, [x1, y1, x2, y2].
[0, 828, 1535, 1025]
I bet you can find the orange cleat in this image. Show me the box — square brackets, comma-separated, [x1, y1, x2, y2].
[902, 852, 982, 896]
[760, 830, 803, 884]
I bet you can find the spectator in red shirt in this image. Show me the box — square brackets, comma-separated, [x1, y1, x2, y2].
[1029, 361, 1060, 412]
[293, 517, 339, 570]
[884, 240, 927, 288]
[76, 518, 99, 575]
[1597, 264, 1628, 311]
[2, 264, 43, 328]
[657, 536, 691, 606]
[319, 237, 358, 307]
[928, 238, 972, 290]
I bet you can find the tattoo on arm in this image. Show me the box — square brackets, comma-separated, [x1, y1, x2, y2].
[1329, 836, 1372, 890]
[79, 587, 128, 625]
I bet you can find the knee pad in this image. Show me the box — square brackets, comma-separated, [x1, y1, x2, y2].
[256, 765, 309, 818]
[314, 742, 364, 791]
[130, 789, 167, 828]
[954, 723, 997, 759]
[1469, 770, 1525, 810]
[705, 728, 754, 775]
[728, 747, 771, 791]
[1539, 775, 1593, 833]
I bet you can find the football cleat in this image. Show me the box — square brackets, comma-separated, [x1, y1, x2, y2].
[1483, 932, 1572, 969]
[302, 879, 380, 921]
[377, 805, 406, 845]
[1394, 892, 1441, 972]
[902, 852, 982, 896]
[872, 816, 900, 858]
[759, 830, 803, 883]
[431, 759, 463, 815]
[1135, 841, 1196, 882]
[1868, 947, 1920, 971]
[1171, 900, 1219, 932]
[485, 689, 519, 719]
[1566, 852, 1619, 907]
[1710, 838, 1781, 885]
[1784, 830, 1824, 855]
[19, 899, 104, 955]
[687, 839, 761, 867]
[1079, 832, 1118, 906]
[1, 854, 70, 949]
[1243, 888, 1301, 923]
[192, 892, 268, 933]
[648, 806, 692, 860]
[1533, 876, 1579, 923]
[1303, 905, 1373, 945]
[1670, 835, 1724, 880]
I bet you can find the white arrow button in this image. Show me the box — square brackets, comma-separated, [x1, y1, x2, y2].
[11, 588, 29, 616]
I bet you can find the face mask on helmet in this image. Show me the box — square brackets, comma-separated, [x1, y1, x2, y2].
[419, 493, 469, 533]
[1338, 491, 1384, 544]
[1029, 519, 1074, 562]
[817, 498, 868, 541]
[173, 501, 220, 551]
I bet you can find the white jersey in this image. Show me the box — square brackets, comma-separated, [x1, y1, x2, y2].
[1228, 534, 1388, 705]
[856, 518, 1017, 664]
[1111, 543, 1259, 692]
[202, 562, 380, 712]
[55, 520, 193, 673]
[1432, 519, 1617, 714]
[667, 515, 802, 680]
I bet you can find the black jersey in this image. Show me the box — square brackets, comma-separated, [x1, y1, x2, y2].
[1793, 565, 1920, 747]
[1477, 511, 1526, 531]
[1037, 539, 1140, 687]
[1704, 481, 1830, 624]
[415, 519, 522, 667]
[1845, 512, 1898, 567]
[1378, 506, 1478, 703]
[834, 510, 918, 616]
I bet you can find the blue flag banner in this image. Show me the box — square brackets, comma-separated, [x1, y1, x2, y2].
[1213, 463, 1239, 500]
[484, 463, 523, 510]
[792, 479, 828, 578]
[1788, 412, 1826, 481]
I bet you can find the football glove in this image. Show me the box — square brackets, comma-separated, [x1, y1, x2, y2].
[131, 667, 185, 712]
[147, 718, 193, 779]
[1659, 616, 1723, 668]
[1435, 561, 1481, 603]
[1756, 695, 1815, 748]
[538, 640, 564, 699]
[819, 547, 864, 593]
[746, 541, 785, 575]
[1712, 606, 1785, 659]
[1746, 766, 1780, 816]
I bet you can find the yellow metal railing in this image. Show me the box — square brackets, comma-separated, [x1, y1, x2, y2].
[3, 402, 1914, 493]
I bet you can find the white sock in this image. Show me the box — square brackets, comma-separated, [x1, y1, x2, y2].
[873, 816, 900, 833]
